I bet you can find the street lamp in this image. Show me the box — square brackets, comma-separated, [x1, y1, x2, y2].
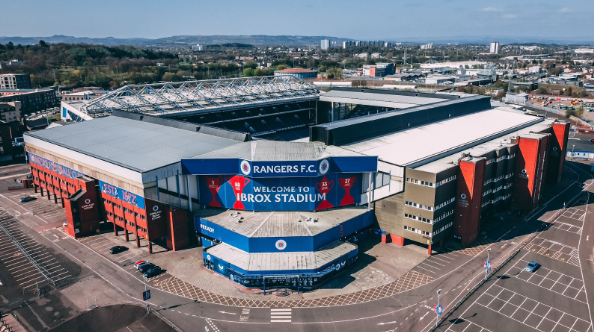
[485, 248, 492, 280]
[436, 289, 442, 327]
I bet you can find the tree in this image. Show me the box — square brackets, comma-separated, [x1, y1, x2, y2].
[537, 87, 548, 95]
[244, 60, 257, 69]
[243, 68, 253, 77]
[567, 87, 573, 97]
[276, 64, 287, 71]
[39, 40, 48, 48]
[253, 68, 262, 76]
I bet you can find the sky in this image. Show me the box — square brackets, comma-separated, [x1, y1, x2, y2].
[1, 0, 593, 43]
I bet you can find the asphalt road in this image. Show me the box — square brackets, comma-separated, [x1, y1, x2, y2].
[0, 161, 592, 332]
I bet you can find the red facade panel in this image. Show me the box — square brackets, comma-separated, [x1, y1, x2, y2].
[454, 159, 485, 246]
[511, 135, 550, 213]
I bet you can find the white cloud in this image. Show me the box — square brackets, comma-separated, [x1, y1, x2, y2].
[503, 14, 517, 19]
[480, 7, 502, 12]
[559, 7, 571, 13]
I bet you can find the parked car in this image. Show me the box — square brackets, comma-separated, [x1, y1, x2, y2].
[109, 246, 128, 254]
[20, 196, 36, 203]
[590, 138, 594, 144]
[137, 262, 155, 273]
[525, 261, 540, 272]
[143, 266, 162, 279]
[134, 260, 146, 269]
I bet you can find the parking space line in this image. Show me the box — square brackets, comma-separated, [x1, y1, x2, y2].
[423, 259, 445, 267]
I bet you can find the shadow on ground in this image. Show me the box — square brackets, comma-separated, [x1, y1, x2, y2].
[50, 304, 175, 332]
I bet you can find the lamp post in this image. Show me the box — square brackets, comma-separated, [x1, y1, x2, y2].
[485, 248, 492, 280]
[436, 289, 442, 327]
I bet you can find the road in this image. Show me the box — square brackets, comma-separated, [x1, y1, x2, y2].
[0, 161, 592, 332]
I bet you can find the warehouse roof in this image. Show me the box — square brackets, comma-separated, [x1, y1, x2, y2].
[24, 116, 240, 172]
[340, 107, 544, 168]
[206, 240, 356, 272]
[199, 207, 371, 238]
[193, 140, 367, 161]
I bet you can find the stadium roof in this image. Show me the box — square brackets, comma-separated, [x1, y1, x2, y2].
[75, 76, 318, 118]
[319, 89, 449, 109]
[25, 116, 240, 173]
[340, 107, 544, 168]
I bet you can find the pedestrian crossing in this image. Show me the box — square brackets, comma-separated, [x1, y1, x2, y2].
[270, 308, 292, 323]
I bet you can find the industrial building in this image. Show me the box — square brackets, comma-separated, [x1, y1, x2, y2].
[274, 68, 318, 80]
[0, 87, 59, 115]
[23, 81, 569, 289]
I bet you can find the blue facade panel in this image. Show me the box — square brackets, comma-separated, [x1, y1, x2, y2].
[29, 153, 85, 180]
[98, 180, 146, 210]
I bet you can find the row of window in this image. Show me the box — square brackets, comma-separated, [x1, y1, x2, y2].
[481, 193, 512, 207]
[404, 208, 455, 225]
[406, 175, 457, 188]
[433, 222, 454, 236]
[403, 225, 432, 236]
[484, 153, 516, 165]
[405, 196, 456, 212]
[484, 172, 514, 186]
[402, 221, 454, 237]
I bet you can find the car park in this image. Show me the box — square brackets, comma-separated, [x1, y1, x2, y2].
[109, 246, 128, 254]
[20, 196, 37, 203]
[524, 261, 540, 272]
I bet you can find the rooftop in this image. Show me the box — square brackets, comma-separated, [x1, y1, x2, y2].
[340, 107, 544, 168]
[206, 240, 356, 272]
[192, 140, 366, 161]
[199, 207, 371, 238]
[319, 89, 449, 109]
[416, 118, 555, 173]
[24, 116, 240, 172]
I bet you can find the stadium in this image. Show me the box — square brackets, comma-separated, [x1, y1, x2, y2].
[24, 76, 569, 289]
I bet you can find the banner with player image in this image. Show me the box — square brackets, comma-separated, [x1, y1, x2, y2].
[200, 173, 361, 211]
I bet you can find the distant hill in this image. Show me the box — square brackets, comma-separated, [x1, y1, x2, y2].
[0, 35, 352, 47]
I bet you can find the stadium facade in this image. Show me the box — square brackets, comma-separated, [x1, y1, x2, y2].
[23, 78, 570, 289]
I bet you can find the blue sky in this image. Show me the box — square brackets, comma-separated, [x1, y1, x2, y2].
[1, 0, 592, 43]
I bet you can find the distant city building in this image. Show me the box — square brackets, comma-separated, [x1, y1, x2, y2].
[0, 59, 23, 69]
[489, 41, 500, 54]
[321, 39, 330, 50]
[0, 88, 59, 115]
[575, 48, 594, 54]
[192, 44, 205, 51]
[420, 43, 434, 50]
[61, 90, 107, 102]
[342, 41, 392, 49]
[363, 63, 395, 77]
[274, 68, 318, 79]
[0, 101, 21, 122]
[0, 74, 31, 90]
[529, 66, 542, 74]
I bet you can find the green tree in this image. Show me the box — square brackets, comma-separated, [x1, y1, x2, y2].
[537, 87, 548, 95]
[243, 68, 253, 77]
[276, 64, 287, 71]
[253, 68, 262, 76]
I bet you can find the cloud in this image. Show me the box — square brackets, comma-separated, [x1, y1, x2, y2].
[480, 7, 502, 12]
[503, 14, 517, 19]
[559, 7, 571, 13]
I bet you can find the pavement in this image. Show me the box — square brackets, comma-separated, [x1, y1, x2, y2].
[0, 161, 593, 332]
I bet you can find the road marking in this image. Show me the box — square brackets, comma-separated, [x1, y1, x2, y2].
[271, 308, 292, 323]
[218, 311, 236, 315]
